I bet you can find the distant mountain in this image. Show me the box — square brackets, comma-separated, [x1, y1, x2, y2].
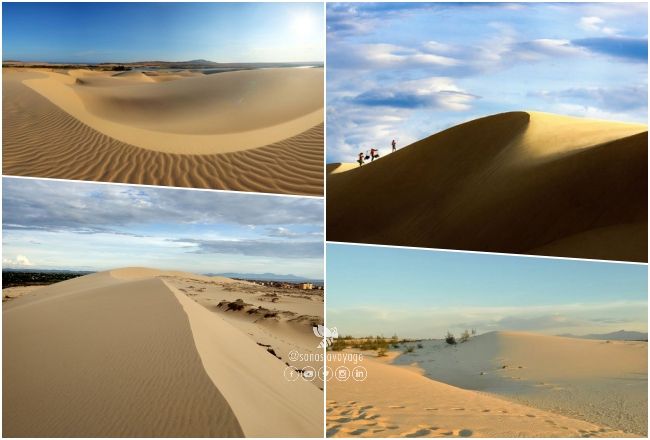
[207, 272, 323, 284]
[560, 330, 648, 341]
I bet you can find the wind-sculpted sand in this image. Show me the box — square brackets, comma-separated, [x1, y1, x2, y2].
[3, 68, 323, 195]
[327, 111, 648, 261]
[3, 268, 323, 437]
[327, 332, 646, 437]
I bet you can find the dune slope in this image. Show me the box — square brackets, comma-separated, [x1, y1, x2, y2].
[327, 351, 636, 437]
[327, 111, 647, 261]
[393, 332, 647, 436]
[3, 268, 322, 437]
[3, 69, 323, 196]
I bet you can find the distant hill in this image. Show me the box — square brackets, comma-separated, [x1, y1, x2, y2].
[208, 272, 323, 284]
[2, 268, 94, 274]
[560, 330, 648, 341]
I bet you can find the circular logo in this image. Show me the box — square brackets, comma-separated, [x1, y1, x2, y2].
[319, 366, 333, 381]
[301, 366, 317, 381]
[335, 366, 350, 382]
[351, 366, 368, 382]
[283, 366, 299, 381]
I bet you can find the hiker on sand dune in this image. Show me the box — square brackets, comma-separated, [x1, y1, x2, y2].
[357, 152, 364, 167]
[391, 139, 397, 152]
[370, 148, 379, 161]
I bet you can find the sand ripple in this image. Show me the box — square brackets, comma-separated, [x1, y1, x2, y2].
[3, 70, 323, 196]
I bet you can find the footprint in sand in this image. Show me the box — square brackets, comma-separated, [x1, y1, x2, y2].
[349, 428, 368, 436]
[404, 428, 431, 437]
[424, 407, 438, 411]
[481, 409, 490, 413]
[326, 426, 341, 436]
[458, 429, 473, 437]
[360, 405, 374, 410]
[525, 414, 536, 418]
[334, 417, 352, 423]
[452, 407, 465, 411]
[389, 405, 405, 409]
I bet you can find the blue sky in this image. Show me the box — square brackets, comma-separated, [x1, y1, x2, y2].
[2, 178, 324, 278]
[3, 2, 324, 63]
[327, 243, 648, 338]
[327, 2, 648, 162]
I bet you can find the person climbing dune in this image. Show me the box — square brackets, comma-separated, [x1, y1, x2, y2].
[391, 139, 397, 152]
[357, 152, 364, 167]
[370, 148, 379, 161]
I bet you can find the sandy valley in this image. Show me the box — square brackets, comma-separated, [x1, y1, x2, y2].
[4, 66, 324, 195]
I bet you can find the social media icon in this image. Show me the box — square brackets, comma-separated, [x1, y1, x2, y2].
[319, 366, 333, 381]
[335, 366, 350, 381]
[302, 366, 316, 381]
[284, 366, 299, 382]
[352, 366, 367, 382]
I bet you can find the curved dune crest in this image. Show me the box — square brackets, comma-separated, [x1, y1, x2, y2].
[3, 269, 322, 437]
[327, 111, 648, 261]
[3, 69, 323, 195]
[22, 68, 324, 154]
[326, 162, 357, 175]
[3, 271, 243, 437]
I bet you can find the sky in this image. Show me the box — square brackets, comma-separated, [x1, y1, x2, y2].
[2, 178, 324, 279]
[327, 243, 648, 338]
[327, 2, 648, 162]
[3, 2, 324, 63]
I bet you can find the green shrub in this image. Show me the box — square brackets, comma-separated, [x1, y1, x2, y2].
[445, 331, 457, 345]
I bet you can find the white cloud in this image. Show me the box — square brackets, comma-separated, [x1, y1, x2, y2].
[579, 16, 619, 35]
[3, 255, 33, 267]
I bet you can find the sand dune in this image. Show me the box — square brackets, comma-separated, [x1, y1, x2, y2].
[327, 350, 636, 438]
[3, 268, 323, 437]
[393, 332, 647, 436]
[3, 68, 323, 195]
[327, 111, 647, 261]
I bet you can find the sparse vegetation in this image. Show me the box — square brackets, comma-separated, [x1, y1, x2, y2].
[326, 334, 415, 353]
[459, 329, 471, 343]
[417, 343, 424, 349]
[377, 347, 387, 357]
[403, 345, 415, 354]
[445, 331, 457, 345]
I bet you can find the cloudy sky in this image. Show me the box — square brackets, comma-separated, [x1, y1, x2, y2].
[327, 243, 647, 338]
[2, 178, 323, 279]
[3, 2, 323, 63]
[327, 2, 648, 162]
